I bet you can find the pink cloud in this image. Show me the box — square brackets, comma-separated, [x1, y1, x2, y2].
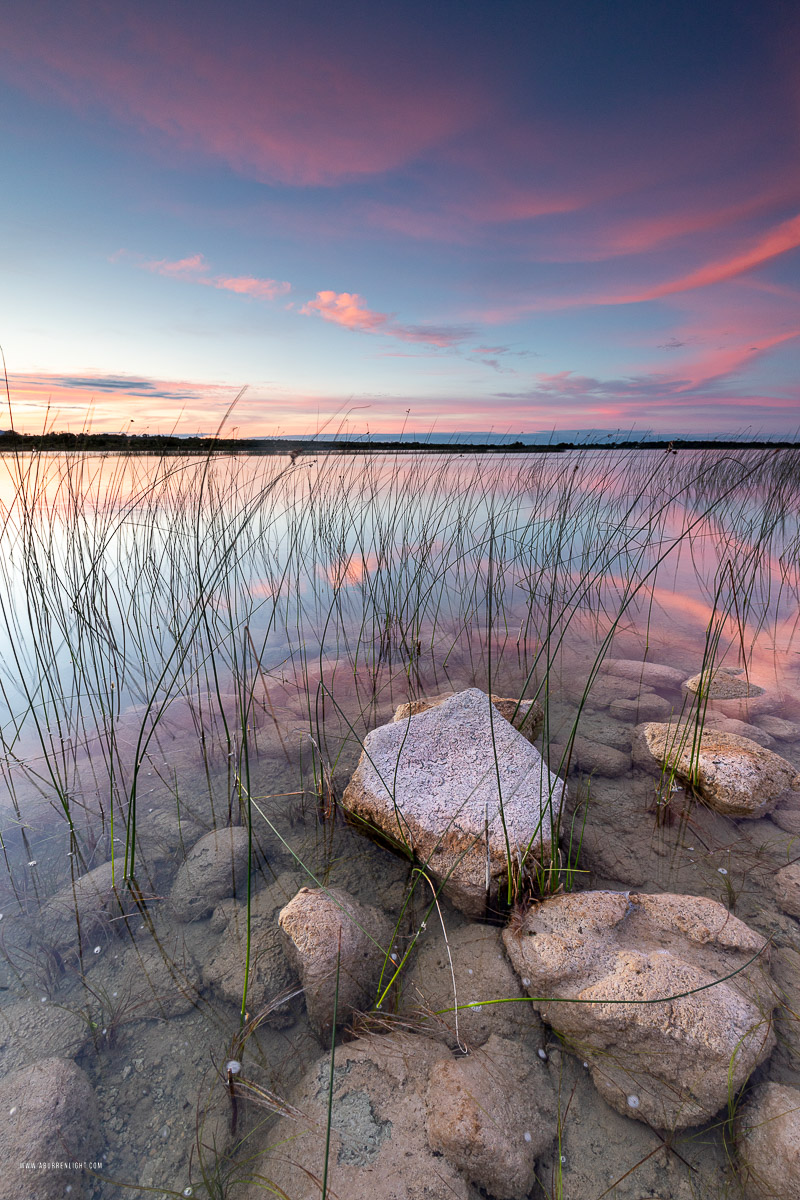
[134, 253, 290, 301]
[301, 291, 472, 348]
[214, 275, 290, 300]
[635, 212, 800, 301]
[6, 367, 798, 437]
[1, 10, 481, 186]
[302, 291, 389, 334]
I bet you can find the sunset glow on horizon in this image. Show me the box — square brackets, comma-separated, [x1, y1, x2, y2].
[1, 0, 799, 437]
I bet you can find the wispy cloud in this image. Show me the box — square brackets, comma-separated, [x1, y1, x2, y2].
[301, 290, 472, 348]
[123, 251, 291, 301]
[1, 8, 479, 186]
[52, 374, 198, 399]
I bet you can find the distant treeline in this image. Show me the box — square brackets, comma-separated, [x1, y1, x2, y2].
[0, 430, 796, 455]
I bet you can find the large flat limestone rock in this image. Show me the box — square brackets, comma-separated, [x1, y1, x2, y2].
[342, 688, 565, 916]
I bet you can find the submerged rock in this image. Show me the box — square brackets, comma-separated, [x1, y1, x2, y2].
[548, 735, 630, 778]
[772, 861, 800, 920]
[683, 666, 766, 700]
[394, 691, 544, 740]
[39, 859, 135, 955]
[0, 1057, 100, 1200]
[736, 1082, 800, 1199]
[398, 921, 538, 1050]
[503, 890, 775, 1129]
[342, 688, 566, 917]
[203, 874, 302, 1026]
[562, 674, 655, 710]
[631, 721, 800, 818]
[608, 694, 675, 722]
[0, 1000, 91, 1073]
[755, 714, 800, 742]
[602, 659, 686, 690]
[169, 824, 250, 921]
[279, 886, 392, 1042]
[701, 713, 777, 748]
[245, 1033, 481, 1200]
[772, 795, 800, 835]
[426, 1033, 555, 1200]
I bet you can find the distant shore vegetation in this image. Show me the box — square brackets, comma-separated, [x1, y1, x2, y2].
[0, 429, 796, 455]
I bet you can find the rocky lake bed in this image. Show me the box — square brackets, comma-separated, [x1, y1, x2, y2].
[1, 447, 800, 1199]
[2, 657, 800, 1200]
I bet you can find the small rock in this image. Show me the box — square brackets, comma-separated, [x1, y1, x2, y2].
[631, 722, 800, 818]
[114, 936, 203, 1019]
[0, 1000, 91, 1072]
[683, 667, 765, 700]
[772, 797, 800, 835]
[772, 862, 800, 919]
[399, 921, 538, 1049]
[204, 876, 301, 1026]
[736, 1081, 800, 1199]
[0, 1058, 100, 1200]
[503, 890, 775, 1129]
[426, 1034, 555, 1200]
[169, 825, 250, 921]
[136, 807, 205, 863]
[701, 714, 777, 748]
[755, 714, 800, 742]
[548, 736, 630, 778]
[342, 689, 566, 917]
[279, 886, 392, 1041]
[38, 860, 136, 956]
[602, 659, 686, 689]
[609, 695, 675, 722]
[562, 674, 654, 709]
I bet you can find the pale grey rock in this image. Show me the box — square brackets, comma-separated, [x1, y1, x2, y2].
[244, 1033, 481, 1200]
[736, 1082, 800, 1199]
[426, 1034, 555, 1199]
[169, 825, 250, 921]
[609, 694, 675, 723]
[0, 1057, 100, 1200]
[602, 659, 686, 690]
[632, 722, 800, 818]
[342, 688, 566, 917]
[773, 862, 800, 920]
[394, 691, 544, 741]
[398, 920, 539, 1049]
[503, 890, 775, 1129]
[279, 886, 392, 1041]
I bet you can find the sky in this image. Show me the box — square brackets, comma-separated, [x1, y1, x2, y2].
[1, 0, 799, 437]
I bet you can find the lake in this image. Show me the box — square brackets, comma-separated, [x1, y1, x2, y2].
[0, 447, 798, 1200]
